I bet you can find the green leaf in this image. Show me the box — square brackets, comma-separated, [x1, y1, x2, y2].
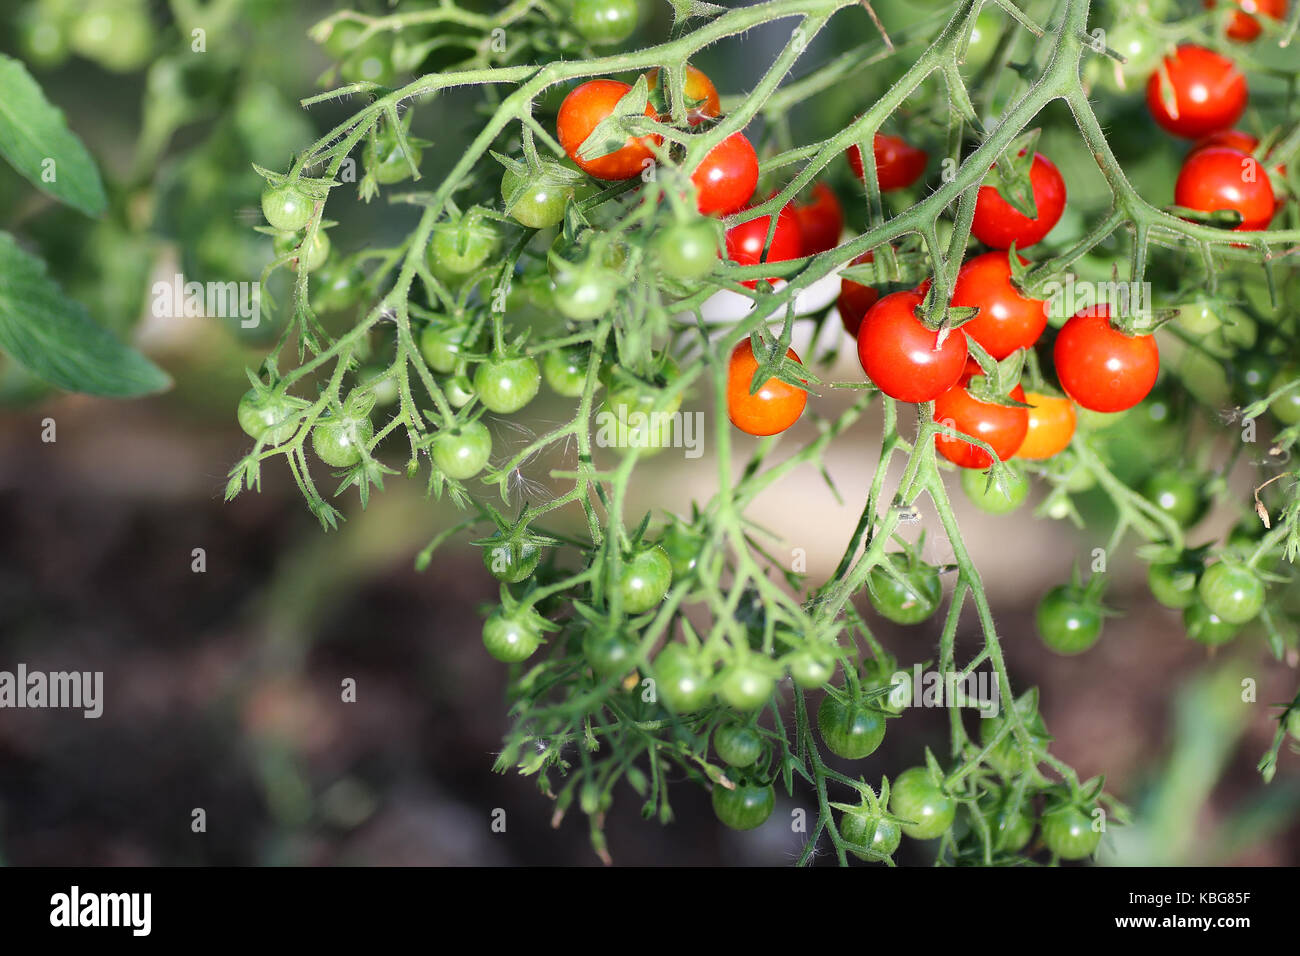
[0, 232, 170, 397]
[0, 55, 106, 217]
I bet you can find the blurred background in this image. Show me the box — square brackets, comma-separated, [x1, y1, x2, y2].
[0, 0, 1297, 865]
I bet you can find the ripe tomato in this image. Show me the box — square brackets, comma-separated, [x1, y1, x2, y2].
[557, 79, 660, 180]
[792, 183, 844, 255]
[712, 782, 775, 830]
[1191, 128, 1258, 155]
[950, 251, 1049, 358]
[1175, 146, 1276, 231]
[889, 767, 956, 840]
[847, 133, 927, 191]
[1197, 562, 1264, 623]
[723, 202, 802, 289]
[817, 695, 886, 760]
[1053, 307, 1159, 413]
[619, 546, 673, 613]
[856, 290, 968, 402]
[1041, 805, 1102, 860]
[970, 151, 1066, 249]
[726, 339, 808, 436]
[692, 132, 759, 217]
[1205, 0, 1286, 42]
[837, 251, 879, 336]
[714, 722, 764, 767]
[1145, 45, 1247, 139]
[935, 377, 1029, 469]
[646, 64, 720, 124]
[1015, 391, 1076, 460]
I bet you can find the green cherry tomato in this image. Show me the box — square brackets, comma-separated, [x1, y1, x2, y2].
[991, 802, 1035, 853]
[364, 132, 421, 184]
[311, 415, 373, 468]
[1147, 557, 1202, 610]
[1269, 369, 1300, 425]
[717, 662, 776, 712]
[713, 722, 764, 768]
[1142, 469, 1205, 528]
[658, 520, 703, 580]
[237, 388, 300, 445]
[866, 554, 943, 625]
[1041, 805, 1101, 860]
[961, 466, 1029, 514]
[583, 630, 636, 680]
[261, 184, 314, 232]
[483, 538, 540, 583]
[817, 695, 886, 760]
[1197, 563, 1264, 624]
[70, 0, 153, 73]
[314, 260, 366, 313]
[979, 705, 1050, 777]
[274, 229, 330, 273]
[340, 38, 396, 86]
[445, 375, 476, 408]
[1287, 708, 1300, 743]
[482, 609, 543, 663]
[474, 355, 541, 414]
[1036, 585, 1102, 655]
[554, 267, 620, 321]
[840, 810, 902, 860]
[1183, 600, 1239, 647]
[542, 345, 591, 398]
[618, 546, 672, 613]
[572, 0, 639, 45]
[712, 782, 775, 831]
[321, 19, 364, 58]
[430, 214, 500, 274]
[889, 767, 956, 840]
[419, 324, 471, 374]
[1234, 354, 1274, 406]
[785, 650, 835, 689]
[501, 167, 572, 229]
[655, 220, 718, 281]
[652, 643, 712, 713]
[432, 421, 492, 480]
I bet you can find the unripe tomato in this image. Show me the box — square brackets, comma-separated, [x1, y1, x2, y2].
[866, 553, 943, 625]
[1147, 556, 1202, 609]
[980, 704, 1050, 777]
[311, 414, 373, 468]
[1015, 391, 1076, 460]
[484, 538, 541, 583]
[1269, 368, 1300, 425]
[847, 133, 928, 191]
[553, 264, 620, 321]
[889, 767, 956, 840]
[950, 251, 1048, 359]
[237, 388, 301, 445]
[429, 212, 500, 274]
[691, 132, 759, 217]
[934, 377, 1029, 470]
[655, 219, 717, 280]
[837, 251, 879, 337]
[419, 324, 471, 374]
[432, 421, 492, 480]
[583, 629, 636, 680]
[712, 782, 775, 830]
[991, 802, 1036, 853]
[542, 345, 590, 397]
[726, 339, 808, 437]
[785, 650, 835, 688]
[364, 130, 421, 185]
[1036, 585, 1103, 655]
[961, 466, 1029, 513]
[645, 65, 721, 124]
[274, 229, 331, 273]
[1197, 562, 1264, 623]
[1183, 599, 1239, 646]
[714, 722, 764, 767]
[792, 183, 844, 255]
[723, 202, 803, 289]
[970, 152, 1066, 250]
[261, 184, 314, 232]
[1041, 805, 1102, 860]
[1142, 469, 1206, 527]
[572, 0, 639, 45]
[1146, 45, 1247, 139]
[619, 546, 672, 613]
[501, 167, 573, 228]
[840, 810, 902, 859]
[1053, 307, 1159, 413]
[658, 520, 702, 580]
[482, 609, 543, 663]
[1174, 146, 1275, 232]
[557, 79, 660, 180]
[340, 36, 396, 86]
[856, 290, 968, 403]
[474, 355, 541, 414]
[717, 662, 776, 711]
[653, 643, 712, 713]
[71, 0, 153, 73]
[817, 695, 886, 760]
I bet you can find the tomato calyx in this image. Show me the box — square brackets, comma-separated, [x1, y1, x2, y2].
[570, 75, 663, 166]
[740, 330, 815, 398]
[494, 152, 585, 222]
[961, 341, 1032, 409]
[986, 131, 1045, 221]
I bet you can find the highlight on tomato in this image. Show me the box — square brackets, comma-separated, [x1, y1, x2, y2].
[723, 202, 803, 289]
[950, 251, 1049, 358]
[1015, 391, 1077, 460]
[1145, 45, 1248, 140]
[691, 131, 759, 217]
[1174, 146, 1276, 232]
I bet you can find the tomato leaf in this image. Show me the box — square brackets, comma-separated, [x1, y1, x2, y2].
[0, 54, 107, 218]
[0, 232, 170, 397]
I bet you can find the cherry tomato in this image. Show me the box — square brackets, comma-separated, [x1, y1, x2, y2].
[553, 265, 620, 321]
[970, 151, 1066, 249]
[364, 126, 421, 185]
[1191, 129, 1259, 156]
[572, 0, 638, 45]
[1016, 391, 1076, 460]
[482, 609, 543, 663]
[1147, 555, 1202, 609]
[655, 219, 717, 280]
[340, 37, 395, 86]
[889, 767, 956, 840]
[583, 629, 635, 680]
[991, 802, 1036, 853]
[934, 377, 1030, 470]
[785, 650, 835, 689]
[856, 290, 969, 402]
[653, 643, 712, 713]
[847, 133, 928, 191]
[1270, 368, 1300, 425]
[1041, 805, 1101, 860]
[646, 65, 721, 124]
[419, 324, 472, 374]
[726, 339, 808, 437]
[484, 537, 540, 583]
[1036, 585, 1102, 655]
[723, 202, 803, 289]
[1287, 708, 1300, 743]
[961, 465, 1029, 513]
[501, 167, 572, 228]
[311, 414, 373, 468]
[714, 722, 764, 767]
[619, 546, 672, 613]
[1143, 469, 1206, 527]
[792, 183, 844, 255]
[314, 259, 366, 313]
[542, 345, 590, 397]
[274, 229, 330, 272]
[867, 553, 943, 625]
[817, 695, 886, 760]
[1183, 599, 1239, 646]
[717, 662, 776, 711]
[1146, 45, 1247, 139]
[1053, 307, 1159, 413]
[432, 421, 492, 480]
[474, 355, 541, 414]
[840, 810, 902, 860]
[557, 79, 660, 181]
[1175, 146, 1275, 232]
[950, 251, 1048, 359]
[980, 703, 1050, 777]
[237, 388, 301, 445]
[691, 132, 759, 217]
[429, 212, 500, 274]
[837, 251, 880, 336]
[261, 183, 313, 232]
[712, 781, 775, 830]
[1197, 562, 1264, 623]
[1205, 0, 1286, 42]
[603, 365, 683, 454]
[658, 519, 702, 579]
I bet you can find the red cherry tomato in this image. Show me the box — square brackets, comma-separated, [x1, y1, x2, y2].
[934, 376, 1029, 469]
[1016, 390, 1077, 460]
[724, 203, 803, 289]
[837, 251, 879, 336]
[646, 65, 720, 124]
[727, 339, 808, 436]
[950, 251, 1049, 359]
[793, 183, 844, 255]
[692, 132, 759, 217]
[1204, 0, 1286, 42]
[1145, 45, 1248, 140]
[1175, 145, 1276, 231]
[1190, 130, 1287, 178]
[857, 290, 969, 403]
[847, 133, 928, 191]
[558, 79, 661, 180]
[1054, 306, 1160, 413]
[970, 151, 1066, 250]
